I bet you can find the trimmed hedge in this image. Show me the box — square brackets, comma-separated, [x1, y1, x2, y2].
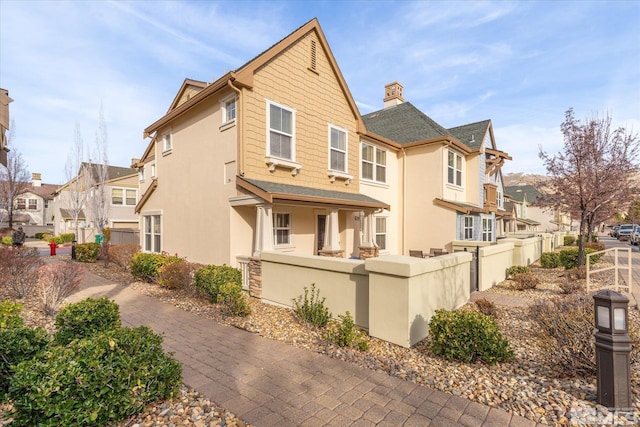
[0, 327, 51, 400]
[130, 252, 183, 282]
[558, 247, 599, 269]
[428, 309, 514, 364]
[193, 264, 242, 303]
[54, 298, 121, 346]
[540, 252, 561, 268]
[0, 301, 24, 330]
[8, 326, 182, 426]
[563, 236, 575, 246]
[75, 242, 101, 263]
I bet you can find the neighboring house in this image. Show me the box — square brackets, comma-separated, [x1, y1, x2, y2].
[11, 173, 57, 225]
[53, 162, 138, 242]
[0, 88, 12, 167]
[362, 90, 511, 252]
[134, 18, 510, 266]
[504, 183, 572, 232]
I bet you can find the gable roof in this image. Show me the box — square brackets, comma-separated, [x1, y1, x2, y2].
[81, 162, 137, 182]
[237, 177, 390, 210]
[144, 18, 364, 137]
[20, 183, 58, 200]
[504, 184, 543, 204]
[448, 120, 491, 150]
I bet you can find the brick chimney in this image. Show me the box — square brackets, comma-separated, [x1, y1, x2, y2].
[383, 82, 404, 108]
[32, 172, 42, 187]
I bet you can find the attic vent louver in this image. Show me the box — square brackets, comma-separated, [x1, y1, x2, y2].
[310, 39, 317, 71]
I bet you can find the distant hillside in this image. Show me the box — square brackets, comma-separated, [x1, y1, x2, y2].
[502, 172, 548, 187]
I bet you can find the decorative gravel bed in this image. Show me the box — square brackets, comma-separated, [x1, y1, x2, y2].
[2, 257, 639, 426]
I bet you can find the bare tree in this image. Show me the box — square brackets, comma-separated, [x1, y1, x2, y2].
[88, 104, 110, 243]
[539, 108, 639, 266]
[0, 121, 30, 229]
[63, 122, 89, 241]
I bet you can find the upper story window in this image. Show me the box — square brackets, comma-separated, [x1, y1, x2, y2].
[139, 166, 145, 182]
[223, 98, 236, 123]
[17, 198, 26, 210]
[28, 199, 37, 210]
[497, 190, 503, 209]
[162, 133, 172, 152]
[112, 188, 137, 206]
[267, 101, 295, 161]
[362, 143, 387, 183]
[329, 125, 347, 173]
[150, 163, 156, 178]
[447, 150, 463, 187]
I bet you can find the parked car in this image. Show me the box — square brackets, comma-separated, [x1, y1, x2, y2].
[610, 226, 620, 238]
[617, 224, 637, 241]
[631, 226, 640, 245]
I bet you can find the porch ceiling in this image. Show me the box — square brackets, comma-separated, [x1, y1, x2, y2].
[237, 177, 390, 210]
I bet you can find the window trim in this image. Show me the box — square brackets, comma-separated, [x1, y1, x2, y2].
[28, 199, 38, 210]
[143, 214, 162, 253]
[162, 132, 172, 152]
[17, 198, 26, 210]
[482, 217, 494, 242]
[272, 212, 292, 247]
[375, 216, 387, 251]
[361, 142, 387, 184]
[447, 149, 463, 188]
[265, 99, 300, 175]
[111, 187, 138, 206]
[221, 96, 236, 124]
[464, 216, 474, 240]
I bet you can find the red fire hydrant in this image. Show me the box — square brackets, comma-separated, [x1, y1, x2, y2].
[48, 241, 57, 256]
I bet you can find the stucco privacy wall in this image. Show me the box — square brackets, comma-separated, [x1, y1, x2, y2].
[478, 242, 514, 291]
[260, 251, 369, 327]
[502, 236, 543, 266]
[367, 253, 472, 348]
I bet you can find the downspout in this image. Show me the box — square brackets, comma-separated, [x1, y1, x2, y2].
[227, 79, 243, 176]
[401, 146, 407, 255]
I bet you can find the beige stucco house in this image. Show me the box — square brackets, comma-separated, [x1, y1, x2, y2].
[504, 183, 573, 232]
[135, 19, 511, 266]
[10, 173, 57, 226]
[53, 162, 138, 242]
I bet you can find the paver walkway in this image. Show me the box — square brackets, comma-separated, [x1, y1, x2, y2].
[65, 270, 544, 427]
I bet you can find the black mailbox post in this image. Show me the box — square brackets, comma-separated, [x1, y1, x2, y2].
[593, 290, 632, 409]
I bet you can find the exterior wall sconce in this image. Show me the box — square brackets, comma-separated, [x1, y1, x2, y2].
[593, 289, 632, 409]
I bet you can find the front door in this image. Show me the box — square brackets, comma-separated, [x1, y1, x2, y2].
[316, 215, 326, 254]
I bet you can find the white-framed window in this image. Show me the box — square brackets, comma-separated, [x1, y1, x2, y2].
[482, 217, 493, 242]
[150, 163, 156, 178]
[267, 101, 295, 161]
[464, 216, 474, 240]
[375, 217, 387, 250]
[163, 133, 172, 152]
[222, 97, 236, 123]
[497, 190, 503, 209]
[361, 143, 386, 183]
[447, 150, 463, 187]
[17, 198, 26, 210]
[329, 125, 347, 173]
[28, 199, 37, 210]
[273, 212, 291, 245]
[139, 166, 145, 182]
[144, 214, 161, 253]
[111, 188, 137, 206]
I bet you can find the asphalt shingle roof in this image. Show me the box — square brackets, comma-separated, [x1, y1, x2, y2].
[448, 120, 491, 150]
[504, 185, 543, 204]
[362, 103, 452, 144]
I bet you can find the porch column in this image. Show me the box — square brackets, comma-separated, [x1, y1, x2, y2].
[319, 209, 343, 257]
[253, 204, 273, 257]
[359, 211, 379, 259]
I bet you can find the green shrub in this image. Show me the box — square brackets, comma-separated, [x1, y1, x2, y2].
[75, 242, 101, 263]
[8, 326, 182, 426]
[325, 311, 369, 351]
[428, 309, 514, 364]
[0, 326, 51, 400]
[511, 272, 539, 290]
[0, 301, 24, 330]
[34, 233, 44, 240]
[60, 233, 75, 243]
[218, 282, 251, 317]
[540, 252, 561, 268]
[130, 252, 183, 282]
[1, 236, 11, 246]
[559, 247, 599, 269]
[563, 236, 576, 246]
[506, 265, 530, 278]
[54, 298, 121, 346]
[41, 233, 53, 241]
[292, 284, 331, 328]
[193, 264, 242, 303]
[158, 260, 191, 289]
[527, 294, 640, 377]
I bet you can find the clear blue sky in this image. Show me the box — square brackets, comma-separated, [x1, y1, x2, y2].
[1, 0, 639, 185]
